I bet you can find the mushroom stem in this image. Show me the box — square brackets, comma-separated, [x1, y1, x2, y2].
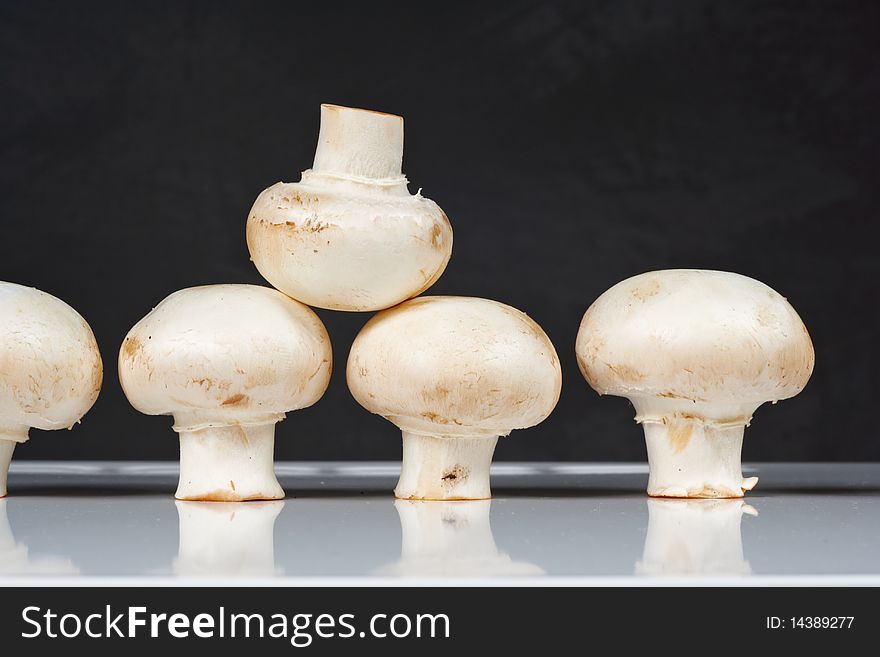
[641, 418, 758, 498]
[311, 104, 405, 182]
[175, 423, 284, 501]
[395, 432, 498, 500]
[0, 439, 15, 499]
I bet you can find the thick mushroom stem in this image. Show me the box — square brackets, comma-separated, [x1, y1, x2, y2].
[640, 418, 758, 498]
[0, 499, 28, 572]
[311, 104, 405, 182]
[0, 439, 16, 499]
[175, 423, 284, 501]
[395, 432, 498, 501]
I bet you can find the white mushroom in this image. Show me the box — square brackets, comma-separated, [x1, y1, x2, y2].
[576, 270, 814, 498]
[118, 285, 331, 501]
[0, 282, 103, 497]
[347, 297, 561, 500]
[246, 103, 453, 311]
[173, 500, 284, 577]
[636, 499, 756, 576]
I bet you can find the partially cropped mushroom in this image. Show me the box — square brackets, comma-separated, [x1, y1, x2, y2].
[347, 297, 562, 500]
[246, 103, 453, 311]
[576, 270, 814, 498]
[0, 282, 103, 497]
[118, 285, 331, 501]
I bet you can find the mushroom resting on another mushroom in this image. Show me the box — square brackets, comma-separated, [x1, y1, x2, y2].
[0, 282, 103, 497]
[118, 285, 331, 501]
[347, 296, 562, 500]
[576, 270, 814, 498]
[246, 103, 453, 312]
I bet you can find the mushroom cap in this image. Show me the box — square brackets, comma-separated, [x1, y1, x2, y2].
[576, 270, 814, 406]
[118, 285, 331, 429]
[246, 181, 452, 312]
[347, 297, 562, 438]
[0, 282, 103, 433]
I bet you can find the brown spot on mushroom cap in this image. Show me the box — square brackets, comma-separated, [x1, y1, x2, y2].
[430, 222, 443, 248]
[630, 277, 661, 301]
[605, 362, 645, 383]
[422, 382, 450, 402]
[121, 336, 141, 361]
[221, 393, 248, 407]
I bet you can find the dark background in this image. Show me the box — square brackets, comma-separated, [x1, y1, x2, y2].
[1, 0, 877, 462]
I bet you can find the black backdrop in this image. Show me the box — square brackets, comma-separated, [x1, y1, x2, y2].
[1, 0, 877, 462]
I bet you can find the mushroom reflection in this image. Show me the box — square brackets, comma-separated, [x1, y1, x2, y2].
[636, 498, 757, 576]
[0, 499, 78, 575]
[376, 499, 543, 577]
[174, 500, 284, 577]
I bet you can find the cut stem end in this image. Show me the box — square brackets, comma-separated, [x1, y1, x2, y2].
[312, 104, 405, 181]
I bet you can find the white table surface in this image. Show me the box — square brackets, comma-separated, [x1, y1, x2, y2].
[1, 462, 878, 586]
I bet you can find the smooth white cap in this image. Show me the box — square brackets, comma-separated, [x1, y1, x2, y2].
[576, 270, 814, 417]
[118, 284, 331, 430]
[347, 296, 562, 438]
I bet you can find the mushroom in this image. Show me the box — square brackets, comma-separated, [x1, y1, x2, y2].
[118, 285, 331, 501]
[173, 500, 284, 577]
[347, 297, 562, 500]
[0, 282, 103, 497]
[576, 270, 814, 498]
[636, 499, 756, 576]
[375, 500, 544, 577]
[246, 103, 453, 311]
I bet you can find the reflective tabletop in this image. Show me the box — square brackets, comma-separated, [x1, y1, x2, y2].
[1, 462, 878, 585]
